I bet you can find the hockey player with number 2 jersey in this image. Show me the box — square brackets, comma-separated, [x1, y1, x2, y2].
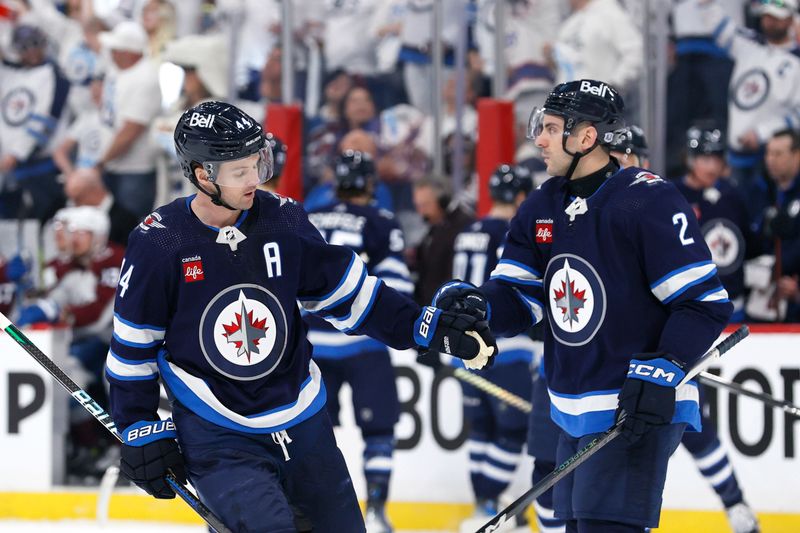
[434, 80, 733, 532]
[104, 101, 497, 532]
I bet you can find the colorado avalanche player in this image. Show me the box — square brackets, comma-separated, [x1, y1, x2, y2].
[306, 150, 413, 533]
[104, 101, 497, 532]
[434, 80, 733, 532]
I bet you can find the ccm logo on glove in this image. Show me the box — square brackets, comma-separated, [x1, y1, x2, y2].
[628, 363, 679, 384]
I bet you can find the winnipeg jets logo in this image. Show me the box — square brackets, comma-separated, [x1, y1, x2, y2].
[553, 264, 588, 328]
[629, 172, 664, 187]
[545, 255, 606, 346]
[222, 297, 270, 362]
[701, 218, 744, 275]
[200, 284, 288, 380]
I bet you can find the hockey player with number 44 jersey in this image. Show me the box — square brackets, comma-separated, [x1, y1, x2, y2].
[104, 102, 497, 532]
[435, 80, 732, 532]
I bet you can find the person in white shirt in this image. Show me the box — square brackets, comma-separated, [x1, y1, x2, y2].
[95, 21, 162, 218]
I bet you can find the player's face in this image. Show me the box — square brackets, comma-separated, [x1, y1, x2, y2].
[70, 230, 94, 258]
[690, 154, 725, 188]
[765, 134, 800, 182]
[214, 153, 264, 209]
[533, 115, 574, 176]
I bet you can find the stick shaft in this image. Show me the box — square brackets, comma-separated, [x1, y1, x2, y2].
[453, 367, 532, 413]
[0, 313, 231, 533]
[475, 325, 750, 533]
[699, 371, 800, 417]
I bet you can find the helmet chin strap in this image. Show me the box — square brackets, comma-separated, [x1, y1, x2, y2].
[192, 177, 239, 211]
[562, 134, 599, 181]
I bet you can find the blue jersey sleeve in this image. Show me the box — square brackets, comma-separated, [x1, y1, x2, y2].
[480, 197, 547, 337]
[637, 184, 733, 363]
[105, 232, 172, 431]
[296, 218, 420, 349]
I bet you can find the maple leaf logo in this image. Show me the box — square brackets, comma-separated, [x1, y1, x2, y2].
[221, 300, 269, 362]
[553, 263, 587, 327]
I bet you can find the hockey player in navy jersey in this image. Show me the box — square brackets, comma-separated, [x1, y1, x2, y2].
[104, 101, 497, 532]
[433, 79, 733, 532]
[306, 150, 412, 533]
[446, 164, 564, 533]
[611, 124, 761, 533]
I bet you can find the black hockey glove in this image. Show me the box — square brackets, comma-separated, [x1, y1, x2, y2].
[414, 306, 497, 370]
[615, 353, 686, 445]
[432, 281, 490, 321]
[415, 348, 443, 371]
[120, 419, 187, 499]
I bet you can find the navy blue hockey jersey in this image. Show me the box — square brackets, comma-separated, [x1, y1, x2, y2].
[674, 178, 756, 317]
[479, 167, 733, 438]
[452, 217, 538, 366]
[104, 191, 421, 433]
[305, 201, 413, 358]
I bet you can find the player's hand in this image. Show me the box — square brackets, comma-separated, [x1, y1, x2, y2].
[432, 280, 490, 321]
[120, 419, 187, 499]
[414, 306, 497, 370]
[415, 348, 443, 371]
[615, 353, 686, 445]
[16, 299, 60, 327]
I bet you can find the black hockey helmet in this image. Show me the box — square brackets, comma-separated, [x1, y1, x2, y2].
[334, 150, 375, 194]
[527, 79, 625, 147]
[609, 125, 649, 158]
[687, 126, 726, 157]
[489, 164, 533, 204]
[174, 101, 273, 209]
[266, 132, 287, 179]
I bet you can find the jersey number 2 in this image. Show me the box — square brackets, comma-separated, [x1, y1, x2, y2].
[672, 213, 695, 246]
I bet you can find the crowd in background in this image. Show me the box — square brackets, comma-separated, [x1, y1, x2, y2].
[0, 0, 798, 484]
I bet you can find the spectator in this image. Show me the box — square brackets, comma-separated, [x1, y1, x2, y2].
[666, 0, 737, 178]
[708, 0, 800, 189]
[62, 167, 139, 247]
[547, 0, 643, 103]
[411, 176, 473, 305]
[139, 0, 176, 60]
[747, 129, 800, 321]
[96, 21, 162, 218]
[52, 74, 110, 174]
[0, 24, 70, 222]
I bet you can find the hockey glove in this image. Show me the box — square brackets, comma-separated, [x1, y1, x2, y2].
[414, 306, 497, 370]
[120, 419, 187, 499]
[16, 299, 60, 327]
[432, 281, 491, 321]
[616, 353, 686, 445]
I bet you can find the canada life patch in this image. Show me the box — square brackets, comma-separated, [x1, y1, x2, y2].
[535, 219, 553, 244]
[182, 256, 204, 282]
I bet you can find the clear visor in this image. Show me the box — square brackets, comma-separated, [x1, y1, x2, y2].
[205, 146, 274, 188]
[526, 107, 547, 140]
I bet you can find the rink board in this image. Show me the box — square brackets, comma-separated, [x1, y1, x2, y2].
[0, 326, 797, 530]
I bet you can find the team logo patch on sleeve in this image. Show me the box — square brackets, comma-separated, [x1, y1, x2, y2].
[701, 218, 745, 275]
[199, 284, 288, 380]
[138, 212, 166, 231]
[545, 254, 607, 346]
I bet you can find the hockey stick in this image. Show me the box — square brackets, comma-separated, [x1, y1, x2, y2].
[453, 367, 533, 413]
[475, 325, 751, 533]
[0, 312, 232, 533]
[699, 371, 800, 418]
